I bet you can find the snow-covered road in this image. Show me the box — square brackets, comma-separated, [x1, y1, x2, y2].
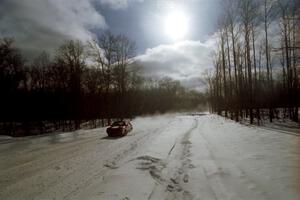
[0, 114, 299, 200]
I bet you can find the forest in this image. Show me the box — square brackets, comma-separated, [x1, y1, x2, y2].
[0, 32, 205, 136]
[205, 0, 299, 124]
[1, 0, 299, 136]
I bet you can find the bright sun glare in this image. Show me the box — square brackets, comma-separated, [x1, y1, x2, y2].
[164, 10, 188, 40]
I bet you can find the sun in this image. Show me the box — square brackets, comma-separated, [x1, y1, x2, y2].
[164, 10, 188, 41]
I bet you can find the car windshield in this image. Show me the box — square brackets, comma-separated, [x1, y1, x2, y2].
[111, 121, 125, 126]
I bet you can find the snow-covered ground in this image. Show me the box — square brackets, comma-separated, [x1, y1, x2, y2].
[0, 114, 299, 200]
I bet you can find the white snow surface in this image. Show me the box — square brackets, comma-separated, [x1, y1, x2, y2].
[0, 114, 299, 200]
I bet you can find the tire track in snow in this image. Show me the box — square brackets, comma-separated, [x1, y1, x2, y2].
[0, 135, 110, 199]
[0, 116, 174, 200]
[62, 119, 174, 200]
[144, 118, 198, 200]
[103, 120, 174, 170]
[164, 118, 198, 200]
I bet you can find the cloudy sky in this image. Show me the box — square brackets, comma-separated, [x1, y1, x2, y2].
[0, 0, 222, 90]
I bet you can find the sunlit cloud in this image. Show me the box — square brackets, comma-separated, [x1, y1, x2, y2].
[135, 39, 216, 90]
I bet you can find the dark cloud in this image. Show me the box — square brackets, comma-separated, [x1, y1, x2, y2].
[0, 0, 107, 59]
[98, 0, 143, 10]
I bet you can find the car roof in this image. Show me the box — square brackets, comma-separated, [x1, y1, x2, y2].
[111, 121, 126, 125]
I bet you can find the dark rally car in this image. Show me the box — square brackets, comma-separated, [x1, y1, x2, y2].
[106, 120, 133, 137]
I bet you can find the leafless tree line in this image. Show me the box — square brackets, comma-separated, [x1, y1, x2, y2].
[0, 32, 204, 136]
[205, 0, 299, 124]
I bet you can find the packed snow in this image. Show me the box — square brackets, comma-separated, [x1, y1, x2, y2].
[0, 114, 299, 200]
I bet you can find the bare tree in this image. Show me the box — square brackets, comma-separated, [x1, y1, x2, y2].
[88, 32, 136, 120]
[114, 34, 136, 97]
[30, 51, 51, 91]
[240, 0, 257, 123]
[55, 40, 86, 129]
